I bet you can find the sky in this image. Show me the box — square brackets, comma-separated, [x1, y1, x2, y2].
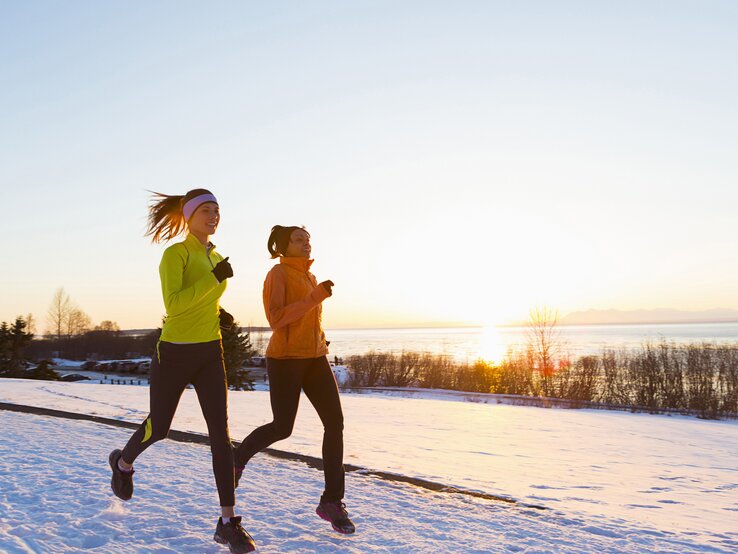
[1, 1, 737, 331]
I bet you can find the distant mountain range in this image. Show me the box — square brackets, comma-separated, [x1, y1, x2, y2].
[561, 309, 738, 326]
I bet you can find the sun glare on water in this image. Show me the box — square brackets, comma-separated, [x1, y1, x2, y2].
[477, 325, 508, 364]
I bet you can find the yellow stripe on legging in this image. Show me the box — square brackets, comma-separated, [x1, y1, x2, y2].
[141, 417, 152, 443]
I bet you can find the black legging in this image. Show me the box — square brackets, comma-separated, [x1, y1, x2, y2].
[235, 356, 345, 502]
[122, 340, 235, 507]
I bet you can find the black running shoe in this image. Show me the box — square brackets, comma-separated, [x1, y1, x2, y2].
[234, 464, 245, 489]
[316, 500, 356, 534]
[214, 516, 257, 553]
[108, 449, 134, 501]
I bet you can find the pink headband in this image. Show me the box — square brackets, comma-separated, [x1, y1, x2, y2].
[182, 193, 218, 221]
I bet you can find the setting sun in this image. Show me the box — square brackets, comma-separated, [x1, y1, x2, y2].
[477, 325, 509, 363]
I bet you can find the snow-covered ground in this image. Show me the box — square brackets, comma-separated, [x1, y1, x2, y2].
[1, 379, 737, 553]
[51, 358, 151, 367]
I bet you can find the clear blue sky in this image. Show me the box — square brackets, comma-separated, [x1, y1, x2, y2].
[2, 1, 737, 330]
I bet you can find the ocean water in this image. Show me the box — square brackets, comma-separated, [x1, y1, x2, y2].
[250, 322, 738, 362]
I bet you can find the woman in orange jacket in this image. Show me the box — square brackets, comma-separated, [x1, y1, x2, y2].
[234, 225, 355, 534]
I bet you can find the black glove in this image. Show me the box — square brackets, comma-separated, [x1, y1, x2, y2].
[212, 257, 233, 282]
[219, 308, 235, 330]
[320, 280, 335, 295]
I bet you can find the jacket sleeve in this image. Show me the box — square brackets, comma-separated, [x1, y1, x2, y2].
[263, 267, 330, 330]
[160, 246, 220, 317]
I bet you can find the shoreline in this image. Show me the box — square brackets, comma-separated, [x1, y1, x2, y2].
[25, 319, 738, 337]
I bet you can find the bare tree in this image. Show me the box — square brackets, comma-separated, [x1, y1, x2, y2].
[526, 305, 561, 379]
[94, 320, 120, 333]
[47, 288, 71, 339]
[46, 288, 92, 339]
[25, 313, 36, 336]
[65, 308, 91, 337]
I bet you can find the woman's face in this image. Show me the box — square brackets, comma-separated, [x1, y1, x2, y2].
[188, 202, 220, 237]
[285, 229, 311, 258]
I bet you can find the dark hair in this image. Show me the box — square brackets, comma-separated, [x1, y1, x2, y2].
[267, 225, 309, 258]
[145, 188, 213, 243]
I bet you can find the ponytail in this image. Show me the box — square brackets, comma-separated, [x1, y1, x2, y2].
[145, 192, 185, 243]
[145, 188, 215, 243]
[268, 225, 308, 258]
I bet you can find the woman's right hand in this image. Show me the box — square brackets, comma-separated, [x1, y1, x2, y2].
[212, 257, 234, 282]
[320, 280, 335, 296]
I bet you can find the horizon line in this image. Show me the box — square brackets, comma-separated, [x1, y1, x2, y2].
[89, 318, 738, 335]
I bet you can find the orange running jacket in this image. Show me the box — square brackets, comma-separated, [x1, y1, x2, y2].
[263, 256, 330, 359]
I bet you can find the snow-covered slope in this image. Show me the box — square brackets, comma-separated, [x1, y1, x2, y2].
[1, 379, 736, 552]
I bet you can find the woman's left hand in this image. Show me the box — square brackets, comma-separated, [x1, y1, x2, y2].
[320, 280, 335, 295]
[219, 308, 235, 330]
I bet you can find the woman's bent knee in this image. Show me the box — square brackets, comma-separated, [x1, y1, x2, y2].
[149, 428, 169, 443]
[272, 421, 294, 441]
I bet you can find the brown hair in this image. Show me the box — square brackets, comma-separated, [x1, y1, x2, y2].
[145, 188, 213, 243]
[267, 225, 309, 258]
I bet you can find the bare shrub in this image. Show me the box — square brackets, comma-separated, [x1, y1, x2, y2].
[659, 342, 685, 410]
[629, 343, 663, 411]
[685, 344, 720, 418]
[494, 351, 535, 395]
[343, 342, 738, 418]
[346, 351, 389, 387]
[716, 346, 738, 415]
[417, 353, 455, 389]
[565, 355, 599, 402]
[383, 352, 420, 387]
[454, 359, 496, 393]
[600, 349, 630, 405]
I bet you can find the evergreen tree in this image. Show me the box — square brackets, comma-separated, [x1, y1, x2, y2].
[10, 317, 33, 367]
[0, 321, 13, 376]
[221, 319, 256, 391]
[26, 359, 60, 381]
[0, 317, 34, 377]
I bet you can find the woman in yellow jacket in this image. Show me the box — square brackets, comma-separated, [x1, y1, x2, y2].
[235, 225, 355, 534]
[108, 189, 256, 554]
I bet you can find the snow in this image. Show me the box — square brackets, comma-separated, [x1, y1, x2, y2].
[50, 358, 86, 368]
[1, 379, 737, 553]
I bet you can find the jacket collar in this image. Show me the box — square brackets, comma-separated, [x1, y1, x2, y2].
[280, 256, 313, 272]
[185, 233, 214, 251]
